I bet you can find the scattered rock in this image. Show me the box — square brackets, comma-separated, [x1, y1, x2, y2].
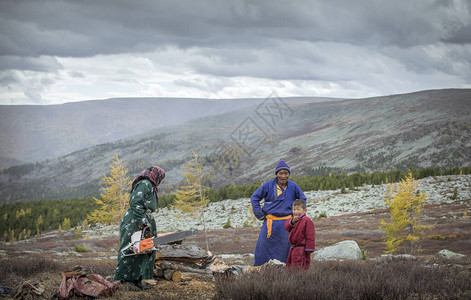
[446, 264, 464, 268]
[314, 240, 363, 261]
[438, 249, 465, 259]
[151, 174, 471, 233]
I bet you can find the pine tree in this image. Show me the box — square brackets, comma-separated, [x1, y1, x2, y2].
[75, 226, 82, 240]
[62, 217, 71, 231]
[88, 154, 132, 225]
[223, 217, 232, 229]
[36, 215, 44, 236]
[9, 229, 15, 242]
[380, 172, 434, 254]
[82, 219, 88, 229]
[173, 150, 210, 251]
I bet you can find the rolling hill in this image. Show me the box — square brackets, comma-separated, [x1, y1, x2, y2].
[0, 96, 338, 168]
[0, 97, 256, 167]
[0, 89, 469, 204]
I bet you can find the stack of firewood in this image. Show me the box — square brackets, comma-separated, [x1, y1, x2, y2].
[153, 244, 215, 282]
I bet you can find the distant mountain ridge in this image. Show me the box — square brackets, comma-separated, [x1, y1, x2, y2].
[0, 96, 338, 168]
[0, 89, 469, 204]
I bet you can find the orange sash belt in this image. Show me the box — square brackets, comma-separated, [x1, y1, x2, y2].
[266, 214, 292, 238]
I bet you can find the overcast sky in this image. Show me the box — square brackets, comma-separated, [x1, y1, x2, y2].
[0, 0, 470, 105]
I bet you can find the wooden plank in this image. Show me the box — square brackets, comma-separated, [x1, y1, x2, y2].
[156, 260, 212, 275]
[156, 244, 208, 259]
[154, 229, 198, 245]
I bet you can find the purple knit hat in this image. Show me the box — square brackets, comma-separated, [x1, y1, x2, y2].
[274, 160, 290, 175]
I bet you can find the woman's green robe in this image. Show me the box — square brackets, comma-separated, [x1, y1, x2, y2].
[114, 179, 157, 282]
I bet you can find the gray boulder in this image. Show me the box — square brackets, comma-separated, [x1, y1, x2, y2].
[438, 249, 465, 259]
[314, 240, 363, 261]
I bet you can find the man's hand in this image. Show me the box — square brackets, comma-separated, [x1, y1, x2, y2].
[292, 216, 300, 224]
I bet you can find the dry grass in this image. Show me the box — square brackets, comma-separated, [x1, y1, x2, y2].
[1, 200, 469, 299]
[0, 257, 65, 282]
[0, 256, 214, 299]
[214, 259, 471, 300]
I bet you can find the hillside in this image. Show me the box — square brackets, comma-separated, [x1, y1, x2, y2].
[0, 96, 337, 168]
[0, 97, 256, 166]
[0, 89, 470, 204]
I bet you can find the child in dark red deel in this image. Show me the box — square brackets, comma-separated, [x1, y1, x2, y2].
[284, 199, 316, 270]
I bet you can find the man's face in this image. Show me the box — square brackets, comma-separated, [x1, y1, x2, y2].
[293, 205, 307, 217]
[276, 170, 290, 185]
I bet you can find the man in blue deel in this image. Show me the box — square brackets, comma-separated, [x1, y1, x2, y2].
[251, 160, 307, 266]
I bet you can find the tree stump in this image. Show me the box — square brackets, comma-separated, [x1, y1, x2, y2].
[172, 271, 182, 283]
[164, 269, 175, 281]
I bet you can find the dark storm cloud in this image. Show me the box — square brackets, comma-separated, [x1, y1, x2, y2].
[445, 24, 471, 44]
[0, 0, 470, 104]
[0, 56, 62, 72]
[1, 0, 469, 58]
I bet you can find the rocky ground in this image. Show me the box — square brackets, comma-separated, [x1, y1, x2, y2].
[0, 175, 470, 299]
[154, 174, 471, 231]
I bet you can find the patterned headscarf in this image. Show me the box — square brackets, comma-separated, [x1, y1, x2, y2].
[131, 166, 165, 194]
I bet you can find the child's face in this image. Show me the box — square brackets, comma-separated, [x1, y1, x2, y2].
[292, 205, 307, 217]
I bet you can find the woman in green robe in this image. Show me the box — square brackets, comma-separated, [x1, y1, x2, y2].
[114, 166, 165, 289]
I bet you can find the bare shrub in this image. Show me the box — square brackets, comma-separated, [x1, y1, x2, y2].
[0, 257, 117, 283]
[76, 259, 117, 278]
[0, 257, 64, 281]
[214, 260, 471, 300]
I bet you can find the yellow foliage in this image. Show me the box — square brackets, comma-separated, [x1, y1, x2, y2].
[428, 234, 459, 240]
[173, 150, 209, 218]
[36, 215, 44, 235]
[173, 150, 210, 251]
[75, 226, 82, 240]
[9, 229, 15, 242]
[88, 153, 132, 225]
[16, 208, 32, 219]
[62, 217, 71, 231]
[380, 172, 434, 254]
